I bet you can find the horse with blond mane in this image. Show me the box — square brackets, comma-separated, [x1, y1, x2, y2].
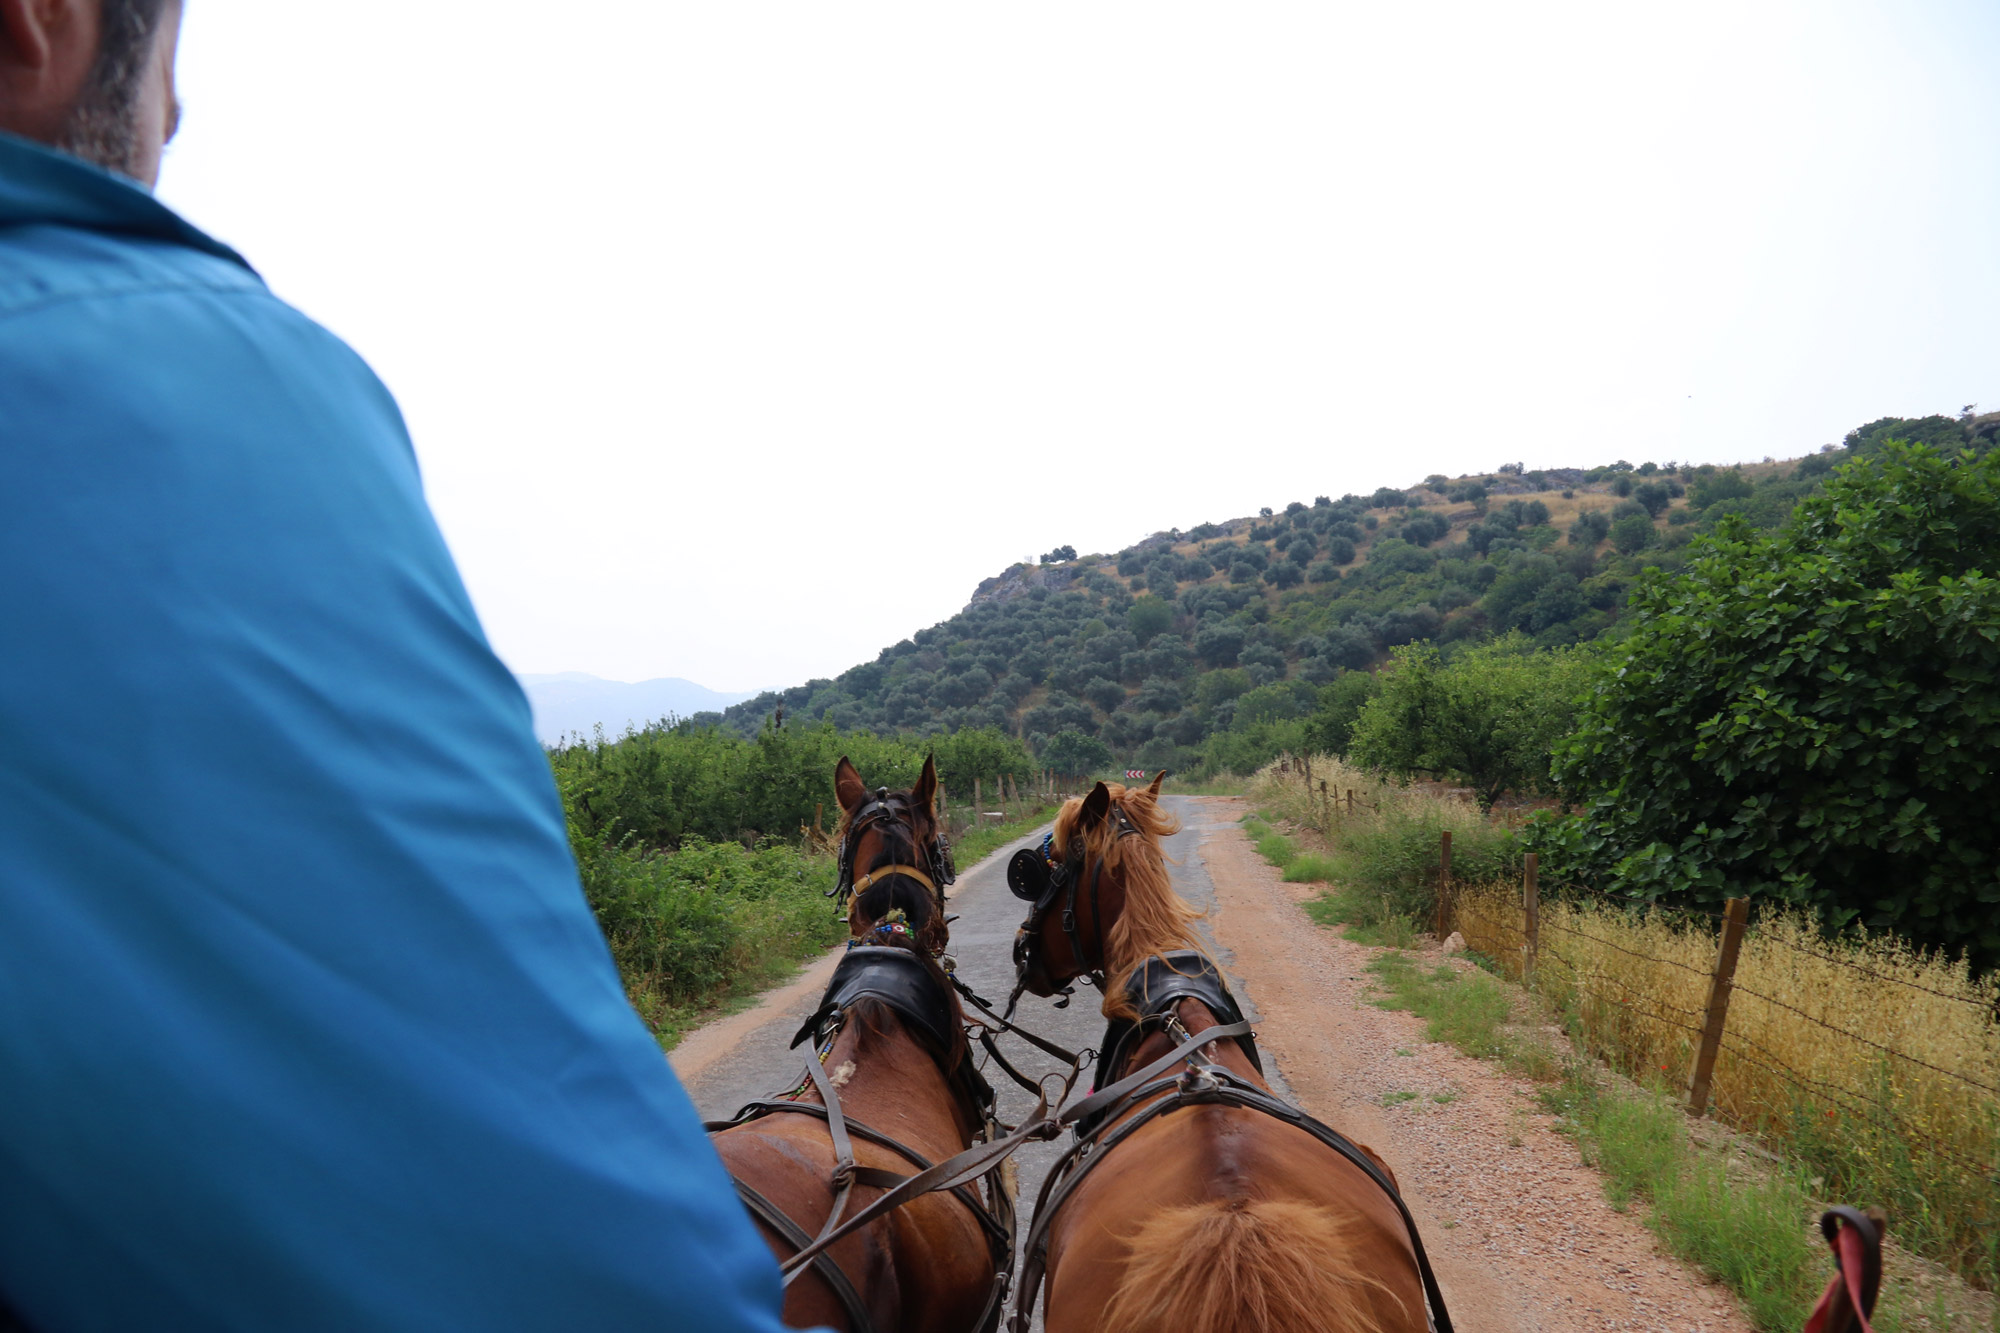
[1005, 775, 1452, 1333]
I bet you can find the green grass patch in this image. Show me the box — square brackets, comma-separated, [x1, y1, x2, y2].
[1281, 852, 1341, 883]
[1382, 1090, 1418, 1105]
[1367, 951, 1514, 1060]
[1541, 1066, 1823, 1331]
[1305, 888, 1421, 948]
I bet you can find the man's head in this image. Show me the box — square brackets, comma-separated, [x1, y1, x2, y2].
[0, 0, 182, 186]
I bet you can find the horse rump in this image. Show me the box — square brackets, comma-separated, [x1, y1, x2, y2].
[1101, 1197, 1408, 1333]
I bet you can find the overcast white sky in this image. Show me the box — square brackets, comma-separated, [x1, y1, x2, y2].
[156, 2, 2000, 692]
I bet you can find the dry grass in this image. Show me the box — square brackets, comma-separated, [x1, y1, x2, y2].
[1456, 881, 2000, 1291]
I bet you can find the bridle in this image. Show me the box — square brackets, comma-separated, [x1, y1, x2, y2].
[1007, 800, 1145, 1011]
[833, 786, 956, 914]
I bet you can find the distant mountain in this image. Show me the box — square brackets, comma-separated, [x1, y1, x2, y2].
[517, 673, 759, 745]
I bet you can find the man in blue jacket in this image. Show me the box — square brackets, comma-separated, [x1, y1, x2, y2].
[0, 3, 798, 1328]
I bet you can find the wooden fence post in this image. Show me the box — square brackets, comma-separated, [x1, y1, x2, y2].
[1688, 897, 1751, 1118]
[1346, 788, 1356, 816]
[1435, 831, 1453, 939]
[1523, 852, 1539, 981]
[975, 777, 983, 825]
[1319, 780, 1329, 829]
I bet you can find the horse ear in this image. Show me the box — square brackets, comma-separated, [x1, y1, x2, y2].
[834, 757, 867, 812]
[1078, 781, 1111, 830]
[912, 754, 938, 814]
[1148, 770, 1166, 797]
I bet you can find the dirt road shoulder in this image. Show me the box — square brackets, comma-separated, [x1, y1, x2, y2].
[1193, 796, 1753, 1333]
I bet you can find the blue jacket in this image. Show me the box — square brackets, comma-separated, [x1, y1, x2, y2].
[0, 134, 791, 1331]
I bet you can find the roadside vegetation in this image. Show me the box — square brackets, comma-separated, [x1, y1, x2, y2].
[553, 720, 1056, 1045]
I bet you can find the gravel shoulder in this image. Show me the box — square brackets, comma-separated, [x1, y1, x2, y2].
[1195, 795, 1754, 1333]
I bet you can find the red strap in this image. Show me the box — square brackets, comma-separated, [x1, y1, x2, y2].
[1803, 1221, 1876, 1333]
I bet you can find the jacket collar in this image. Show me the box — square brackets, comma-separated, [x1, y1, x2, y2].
[0, 131, 254, 274]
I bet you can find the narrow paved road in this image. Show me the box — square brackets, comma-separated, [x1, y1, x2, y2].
[674, 797, 1283, 1330]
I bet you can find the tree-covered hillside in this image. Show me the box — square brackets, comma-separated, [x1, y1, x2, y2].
[705, 413, 1998, 776]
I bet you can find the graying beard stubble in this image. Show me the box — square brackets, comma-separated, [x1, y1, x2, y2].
[56, 0, 167, 181]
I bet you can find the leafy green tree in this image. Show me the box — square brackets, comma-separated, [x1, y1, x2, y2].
[1126, 594, 1174, 644]
[1610, 512, 1655, 554]
[1301, 671, 1379, 754]
[1082, 675, 1127, 712]
[1550, 443, 2000, 970]
[1041, 728, 1113, 777]
[1689, 469, 1753, 510]
[1348, 637, 1595, 809]
[1569, 511, 1610, 546]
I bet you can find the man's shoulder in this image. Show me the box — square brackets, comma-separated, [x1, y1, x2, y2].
[0, 219, 273, 322]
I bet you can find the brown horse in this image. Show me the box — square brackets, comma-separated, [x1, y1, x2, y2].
[1009, 776, 1443, 1333]
[710, 756, 1009, 1333]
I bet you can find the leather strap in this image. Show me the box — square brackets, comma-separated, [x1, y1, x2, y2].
[851, 864, 937, 897]
[1058, 1020, 1252, 1128]
[707, 1100, 1010, 1251]
[731, 1175, 877, 1333]
[782, 1049, 863, 1290]
[779, 1091, 1064, 1281]
[951, 974, 1087, 1066]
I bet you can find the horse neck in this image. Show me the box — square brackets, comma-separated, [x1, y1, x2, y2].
[815, 1001, 976, 1156]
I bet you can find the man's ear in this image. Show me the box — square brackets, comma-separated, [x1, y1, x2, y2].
[912, 754, 938, 814]
[1148, 770, 1166, 797]
[1078, 782, 1111, 831]
[0, 0, 58, 73]
[834, 756, 867, 812]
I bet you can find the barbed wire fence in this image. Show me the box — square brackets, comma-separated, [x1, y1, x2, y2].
[1439, 844, 2000, 1289]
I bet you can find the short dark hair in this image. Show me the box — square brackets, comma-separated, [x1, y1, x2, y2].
[58, 0, 173, 179]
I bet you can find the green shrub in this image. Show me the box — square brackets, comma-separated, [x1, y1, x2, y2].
[571, 826, 844, 1046]
[1348, 636, 1596, 809]
[1557, 442, 2000, 971]
[1610, 512, 1656, 553]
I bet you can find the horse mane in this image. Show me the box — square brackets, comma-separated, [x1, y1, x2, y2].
[1053, 782, 1206, 1021]
[1102, 1198, 1404, 1333]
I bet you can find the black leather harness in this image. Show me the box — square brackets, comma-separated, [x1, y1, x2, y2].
[1006, 959, 1457, 1333]
[709, 946, 1014, 1333]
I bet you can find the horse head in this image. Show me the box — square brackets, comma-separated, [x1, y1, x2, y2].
[1009, 771, 1197, 1018]
[833, 753, 954, 955]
